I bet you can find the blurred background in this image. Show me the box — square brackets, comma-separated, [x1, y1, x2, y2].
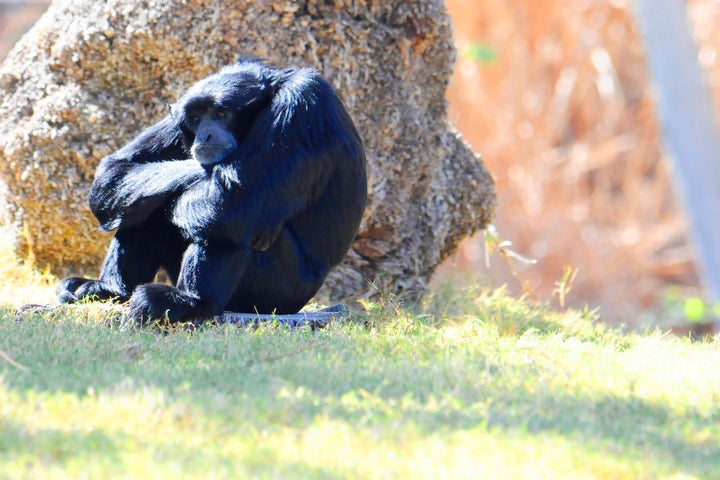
[1, 0, 718, 328]
[441, 0, 720, 329]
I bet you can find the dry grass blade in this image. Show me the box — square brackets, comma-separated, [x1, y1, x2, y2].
[0, 348, 27, 371]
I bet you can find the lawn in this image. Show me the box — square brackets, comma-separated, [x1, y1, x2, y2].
[0, 273, 718, 479]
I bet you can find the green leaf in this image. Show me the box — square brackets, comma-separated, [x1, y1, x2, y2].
[683, 297, 706, 323]
[463, 43, 499, 65]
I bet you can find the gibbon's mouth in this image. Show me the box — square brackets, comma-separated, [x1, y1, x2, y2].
[191, 143, 235, 165]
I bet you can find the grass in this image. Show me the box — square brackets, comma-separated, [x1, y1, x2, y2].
[0, 269, 719, 478]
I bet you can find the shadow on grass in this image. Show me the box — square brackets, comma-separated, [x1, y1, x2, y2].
[1, 306, 717, 477]
[487, 389, 718, 476]
[0, 420, 339, 479]
[271, 375, 719, 477]
[8, 372, 717, 476]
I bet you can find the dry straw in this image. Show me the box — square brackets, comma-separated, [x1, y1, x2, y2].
[444, 0, 720, 323]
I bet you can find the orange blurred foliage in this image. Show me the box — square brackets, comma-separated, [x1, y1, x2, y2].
[440, 0, 720, 322]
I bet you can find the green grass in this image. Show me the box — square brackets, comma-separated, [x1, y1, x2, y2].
[0, 286, 719, 479]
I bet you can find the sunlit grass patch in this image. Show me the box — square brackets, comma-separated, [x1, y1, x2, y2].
[0, 238, 56, 306]
[0, 258, 719, 478]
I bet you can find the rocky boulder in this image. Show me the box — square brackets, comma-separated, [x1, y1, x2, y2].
[0, 0, 495, 301]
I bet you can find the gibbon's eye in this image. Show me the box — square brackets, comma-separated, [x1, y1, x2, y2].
[186, 114, 201, 127]
[214, 108, 227, 121]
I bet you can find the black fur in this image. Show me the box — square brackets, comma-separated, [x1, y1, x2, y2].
[58, 60, 367, 324]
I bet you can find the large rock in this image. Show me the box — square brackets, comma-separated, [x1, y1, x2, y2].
[0, 0, 495, 301]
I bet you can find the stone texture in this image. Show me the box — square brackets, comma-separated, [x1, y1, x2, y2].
[0, 0, 495, 301]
